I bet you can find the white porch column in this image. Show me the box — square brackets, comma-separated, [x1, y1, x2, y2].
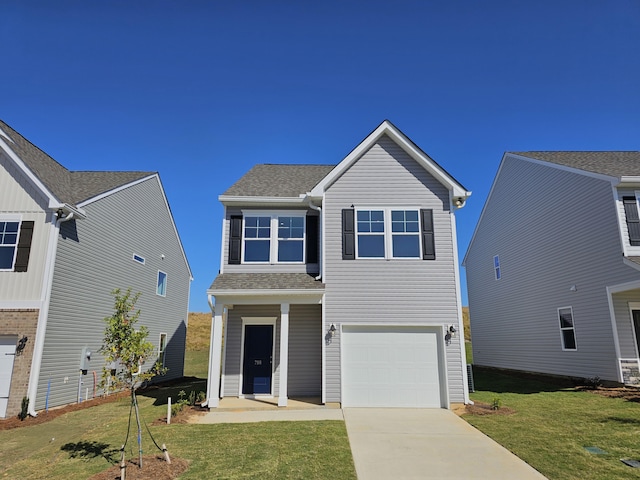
[206, 304, 224, 408]
[278, 303, 290, 407]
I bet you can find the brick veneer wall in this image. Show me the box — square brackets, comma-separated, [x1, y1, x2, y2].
[0, 309, 39, 418]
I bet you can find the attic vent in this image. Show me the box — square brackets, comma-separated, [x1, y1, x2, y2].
[467, 364, 475, 393]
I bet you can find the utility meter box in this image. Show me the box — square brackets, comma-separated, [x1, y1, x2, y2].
[79, 346, 91, 374]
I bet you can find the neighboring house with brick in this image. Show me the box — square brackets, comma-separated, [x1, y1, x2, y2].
[464, 151, 640, 385]
[205, 120, 472, 409]
[0, 120, 192, 418]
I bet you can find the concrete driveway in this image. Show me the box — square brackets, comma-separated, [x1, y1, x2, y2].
[343, 408, 547, 480]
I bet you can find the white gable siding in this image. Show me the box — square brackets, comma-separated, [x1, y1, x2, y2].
[466, 156, 640, 382]
[0, 151, 51, 302]
[35, 177, 191, 410]
[323, 135, 465, 403]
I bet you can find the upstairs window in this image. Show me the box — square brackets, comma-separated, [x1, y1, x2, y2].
[240, 212, 306, 264]
[353, 208, 423, 259]
[157, 271, 167, 296]
[494, 255, 501, 280]
[622, 196, 640, 246]
[558, 307, 577, 350]
[0, 221, 19, 270]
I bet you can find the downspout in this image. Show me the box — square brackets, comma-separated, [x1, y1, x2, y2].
[307, 200, 322, 281]
[27, 210, 75, 416]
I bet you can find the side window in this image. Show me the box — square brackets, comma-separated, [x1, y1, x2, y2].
[623, 196, 640, 246]
[243, 216, 271, 262]
[277, 216, 304, 262]
[494, 255, 501, 280]
[157, 271, 167, 297]
[356, 210, 385, 258]
[0, 221, 19, 270]
[558, 307, 577, 350]
[158, 332, 167, 367]
[391, 210, 420, 258]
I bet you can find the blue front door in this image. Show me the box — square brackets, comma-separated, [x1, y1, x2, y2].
[242, 325, 274, 394]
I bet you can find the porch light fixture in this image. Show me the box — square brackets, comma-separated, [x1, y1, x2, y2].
[445, 326, 456, 346]
[329, 324, 336, 336]
[16, 336, 28, 356]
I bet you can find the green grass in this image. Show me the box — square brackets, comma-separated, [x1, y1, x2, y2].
[464, 368, 640, 480]
[0, 386, 356, 479]
[184, 349, 209, 378]
[465, 341, 473, 364]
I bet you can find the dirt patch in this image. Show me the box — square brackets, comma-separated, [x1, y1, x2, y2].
[465, 401, 515, 416]
[579, 386, 640, 402]
[0, 391, 129, 431]
[152, 405, 208, 426]
[88, 455, 189, 480]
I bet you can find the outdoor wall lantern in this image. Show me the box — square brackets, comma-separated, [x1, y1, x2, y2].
[329, 324, 336, 337]
[445, 326, 456, 346]
[16, 336, 28, 356]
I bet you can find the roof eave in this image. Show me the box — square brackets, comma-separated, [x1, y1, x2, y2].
[219, 195, 309, 207]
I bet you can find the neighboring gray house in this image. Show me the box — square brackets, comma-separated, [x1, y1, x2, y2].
[206, 120, 472, 409]
[0, 120, 192, 418]
[464, 151, 640, 385]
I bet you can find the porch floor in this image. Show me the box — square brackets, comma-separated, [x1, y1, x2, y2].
[215, 396, 338, 411]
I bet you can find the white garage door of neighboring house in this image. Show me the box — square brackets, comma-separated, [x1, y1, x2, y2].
[0, 336, 17, 418]
[341, 325, 445, 408]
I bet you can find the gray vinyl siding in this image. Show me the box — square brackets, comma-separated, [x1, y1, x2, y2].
[221, 207, 319, 274]
[465, 156, 640, 382]
[0, 151, 51, 302]
[611, 289, 640, 359]
[222, 304, 322, 397]
[35, 177, 190, 410]
[323, 135, 465, 403]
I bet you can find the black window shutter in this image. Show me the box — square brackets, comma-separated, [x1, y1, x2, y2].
[14, 221, 34, 272]
[342, 209, 355, 260]
[306, 215, 319, 264]
[228, 215, 242, 264]
[420, 209, 436, 260]
[623, 197, 640, 246]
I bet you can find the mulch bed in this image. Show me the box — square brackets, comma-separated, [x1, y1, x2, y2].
[465, 401, 515, 416]
[152, 405, 208, 426]
[580, 386, 640, 402]
[88, 455, 189, 480]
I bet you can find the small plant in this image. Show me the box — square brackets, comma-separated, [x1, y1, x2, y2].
[584, 376, 602, 390]
[491, 397, 502, 410]
[170, 390, 206, 417]
[18, 396, 29, 421]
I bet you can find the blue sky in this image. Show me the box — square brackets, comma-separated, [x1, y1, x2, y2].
[2, 1, 639, 312]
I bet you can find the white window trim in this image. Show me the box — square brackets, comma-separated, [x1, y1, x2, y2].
[0, 214, 22, 272]
[157, 270, 167, 297]
[158, 332, 167, 368]
[618, 190, 640, 257]
[355, 207, 422, 260]
[132, 253, 145, 265]
[240, 210, 306, 264]
[558, 306, 577, 351]
[494, 255, 501, 280]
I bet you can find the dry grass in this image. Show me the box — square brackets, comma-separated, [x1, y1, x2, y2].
[462, 306, 470, 341]
[186, 312, 211, 351]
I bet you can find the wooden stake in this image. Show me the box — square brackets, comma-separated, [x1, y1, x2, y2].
[120, 445, 126, 480]
[162, 443, 171, 464]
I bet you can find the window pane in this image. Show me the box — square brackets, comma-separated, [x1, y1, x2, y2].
[562, 330, 576, 349]
[244, 240, 270, 262]
[245, 216, 270, 239]
[0, 222, 19, 245]
[278, 216, 304, 240]
[157, 272, 167, 296]
[559, 309, 573, 328]
[0, 246, 14, 269]
[392, 235, 420, 258]
[278, 240, 303, 262]
[358, 235, 384, 257]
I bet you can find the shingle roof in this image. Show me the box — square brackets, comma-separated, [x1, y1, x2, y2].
[0, 120, 154, 205]
[209, 273, 325, 291]
[511, 151, 640, 178]
[223, 164, 335, 197]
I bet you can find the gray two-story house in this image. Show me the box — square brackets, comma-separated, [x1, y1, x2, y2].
[464, 151, 640, 385]
[206, 120, 471, 408]
[0, 120, 192, 418]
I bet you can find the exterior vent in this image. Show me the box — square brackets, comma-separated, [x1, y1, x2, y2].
[467, 364, 475, 393]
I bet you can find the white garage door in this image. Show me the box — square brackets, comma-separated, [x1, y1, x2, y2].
[0, 336, 17, 418]
[342, 325, 444, 408]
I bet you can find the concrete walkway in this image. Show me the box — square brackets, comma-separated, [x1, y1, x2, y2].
[343, 408, 547, 480]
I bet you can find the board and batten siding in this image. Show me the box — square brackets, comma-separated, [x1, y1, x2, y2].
[465, 156, 640, 382]
[323, 135, 465, 404]
[0, 150, 51, 302]
[222, 304, 322, 397]
[35, 177, 191, 410]
[221, 207, 319, 274]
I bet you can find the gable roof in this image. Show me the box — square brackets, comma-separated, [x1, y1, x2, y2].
[0, 120, 153, 207]
[511, 151, 640, 178]
[309, 120, 471, 201]
[222, 164, 335, 198]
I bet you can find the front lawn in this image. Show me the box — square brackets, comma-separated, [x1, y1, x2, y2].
[464, 368, 640, 480]
[0, 386, 356, 479]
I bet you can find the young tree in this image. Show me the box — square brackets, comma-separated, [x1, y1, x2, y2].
[100, 288, 166, 469]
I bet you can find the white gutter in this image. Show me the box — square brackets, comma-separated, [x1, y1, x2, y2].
[27, 209, 76, 416]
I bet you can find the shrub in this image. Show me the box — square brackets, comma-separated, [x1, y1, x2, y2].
[491, 397, 502, 410]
